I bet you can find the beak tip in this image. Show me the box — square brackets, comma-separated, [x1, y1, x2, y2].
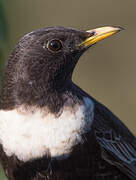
[113, 26, 125, 31]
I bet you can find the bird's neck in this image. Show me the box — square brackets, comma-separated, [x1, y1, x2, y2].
[0, 74, 73, 113]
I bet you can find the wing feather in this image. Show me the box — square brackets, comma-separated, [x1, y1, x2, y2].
[94, 102, 136, 180]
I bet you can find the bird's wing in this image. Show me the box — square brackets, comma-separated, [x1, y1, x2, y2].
[94, 101, 136, 180]
[72, 83, 136, 179]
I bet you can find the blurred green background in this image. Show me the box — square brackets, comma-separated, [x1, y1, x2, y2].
[0, 0, 136, 179]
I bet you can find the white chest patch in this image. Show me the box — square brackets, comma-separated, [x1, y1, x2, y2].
[0, 97, 94, 162]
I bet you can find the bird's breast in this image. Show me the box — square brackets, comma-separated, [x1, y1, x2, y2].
[0, 97, 94, 162]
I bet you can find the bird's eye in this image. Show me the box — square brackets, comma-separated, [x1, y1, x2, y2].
[47, 39, 62, 52]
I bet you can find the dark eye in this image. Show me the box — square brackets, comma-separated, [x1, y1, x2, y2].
[47, 39, 62, 52]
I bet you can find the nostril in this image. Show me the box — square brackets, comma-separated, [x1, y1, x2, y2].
[89, 31, 95, 37]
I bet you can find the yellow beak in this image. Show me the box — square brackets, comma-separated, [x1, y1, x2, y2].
[79, 26, 124, 47]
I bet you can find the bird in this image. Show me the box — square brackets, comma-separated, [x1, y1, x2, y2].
[0, 26, 135, 180]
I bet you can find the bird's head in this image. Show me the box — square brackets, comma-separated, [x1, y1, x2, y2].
[1, 26, 123, 110]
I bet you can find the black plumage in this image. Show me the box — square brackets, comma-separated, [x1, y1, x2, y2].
[0, 26, 135, 180]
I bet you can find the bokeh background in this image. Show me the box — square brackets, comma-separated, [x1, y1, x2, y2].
[0, 0, 136, 179]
